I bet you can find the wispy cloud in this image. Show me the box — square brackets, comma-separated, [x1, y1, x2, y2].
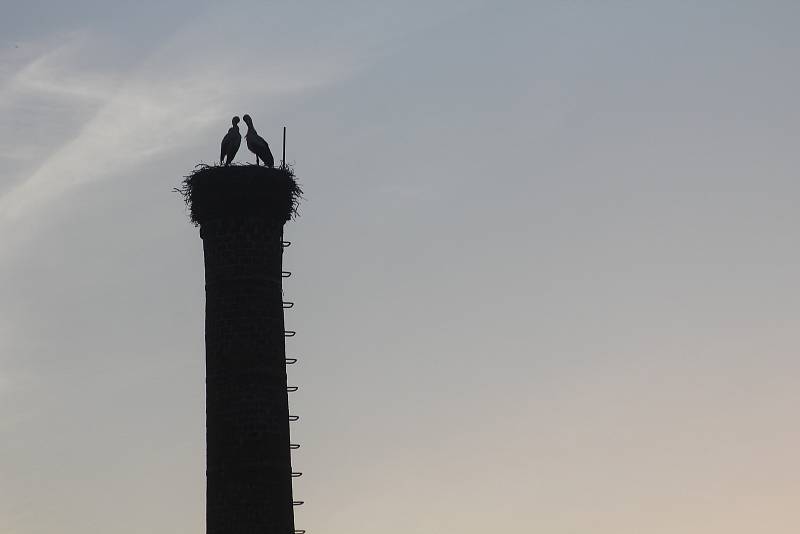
[0, 28, 359, 227]
[0, 34, 119, 102]
[0, 0, 479, 229]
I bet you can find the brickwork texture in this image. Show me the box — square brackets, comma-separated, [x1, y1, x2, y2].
[201, 216, 295, 534]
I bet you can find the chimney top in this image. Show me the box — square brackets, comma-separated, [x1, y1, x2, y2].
[177, 164, 302, 227]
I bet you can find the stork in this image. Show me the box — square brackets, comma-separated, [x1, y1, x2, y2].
[219, 116, 241, 166]
[242, 114, 274, 168]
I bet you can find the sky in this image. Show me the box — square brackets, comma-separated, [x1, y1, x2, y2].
[1, 1, 800, 532]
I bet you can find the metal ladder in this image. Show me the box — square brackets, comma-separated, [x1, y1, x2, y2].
[282, 238, 305, 534]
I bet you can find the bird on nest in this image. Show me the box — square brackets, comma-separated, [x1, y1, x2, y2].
[242, 114, 274, 168]
[219, 116, 241, 166]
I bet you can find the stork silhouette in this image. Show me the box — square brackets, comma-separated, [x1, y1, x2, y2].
[219, 116, 241, 166]
[242, 114, 274, 168]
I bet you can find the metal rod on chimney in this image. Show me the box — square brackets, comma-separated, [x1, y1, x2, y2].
[282, 126, 286, 169]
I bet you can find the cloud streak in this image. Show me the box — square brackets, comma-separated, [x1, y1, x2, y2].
[0, 28, 359, 227]
[0, 35, 119, 102]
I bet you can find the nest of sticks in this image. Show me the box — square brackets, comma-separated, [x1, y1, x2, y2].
[176, 164, 302, 226]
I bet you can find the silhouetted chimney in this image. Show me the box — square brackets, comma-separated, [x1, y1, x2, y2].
[180, 165, 302, 534]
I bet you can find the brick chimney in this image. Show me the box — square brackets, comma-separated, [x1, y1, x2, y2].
[180, 165, 301, 534]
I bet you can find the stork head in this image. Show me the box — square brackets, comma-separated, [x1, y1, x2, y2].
[242, 114, 253, 126]
[232, 116, 240, 125]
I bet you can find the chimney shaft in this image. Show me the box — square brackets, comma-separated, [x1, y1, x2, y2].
[201, 217, 294, 533]
[180, 164, 301, 533]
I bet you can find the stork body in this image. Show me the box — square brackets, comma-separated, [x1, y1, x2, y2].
[242, 114, 274, 168]
[220, 116, 241, 166]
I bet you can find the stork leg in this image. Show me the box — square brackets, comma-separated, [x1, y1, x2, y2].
[256, 155, 260, 166]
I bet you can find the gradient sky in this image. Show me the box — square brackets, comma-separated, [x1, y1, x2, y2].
[2, 1, 800, 533]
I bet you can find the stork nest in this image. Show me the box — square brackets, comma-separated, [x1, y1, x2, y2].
[176, 164, 302, 226]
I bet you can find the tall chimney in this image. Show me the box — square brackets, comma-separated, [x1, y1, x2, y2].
[180, 165, 302, 534]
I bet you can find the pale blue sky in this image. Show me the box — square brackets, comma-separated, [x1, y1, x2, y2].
[2, 2, 800, 533]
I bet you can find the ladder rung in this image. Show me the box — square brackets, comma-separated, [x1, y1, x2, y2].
[287, 386, 298, 392]
[282, 241, 291, 247]
[289, 415, 299, 422]
[283, 301, 294, 309]
[292, 472, 302, 477]
[290, 443, 300, 449]
[293, 501, 304, 506]
[282, 271, 291, 278]
[284, 331, 296, 337]
[286, 358, 298, 365]
[295, 531, 306, 534]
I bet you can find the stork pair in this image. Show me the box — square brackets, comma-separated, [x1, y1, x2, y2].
[220, 115, 274, 167]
